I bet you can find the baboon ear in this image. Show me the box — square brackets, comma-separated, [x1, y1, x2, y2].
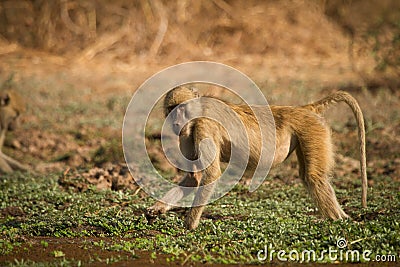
[0, 92, 10, 107]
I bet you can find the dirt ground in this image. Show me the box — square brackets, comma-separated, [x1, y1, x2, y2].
[0, 0, 399, 266]
[1, 237, 397, 266]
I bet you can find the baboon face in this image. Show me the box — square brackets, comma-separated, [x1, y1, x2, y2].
[0, 91, 10, 106]
[164, 86, 199, 136]
[169, 103, 190, 135]
[0, 91, 24, 131]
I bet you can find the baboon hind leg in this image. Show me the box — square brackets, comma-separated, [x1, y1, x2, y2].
[296, 129, 349, 220]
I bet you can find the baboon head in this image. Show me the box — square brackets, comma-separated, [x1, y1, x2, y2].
[163, 86, 200, 136]
[0, 90, 25, 131]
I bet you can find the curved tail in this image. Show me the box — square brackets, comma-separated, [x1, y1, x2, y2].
[303, 91, 367, 208]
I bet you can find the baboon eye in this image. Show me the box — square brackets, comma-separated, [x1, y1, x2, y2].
[167, 105, 177, 114]
[177, 104, 186, 110]
[167, 104, 187, 115]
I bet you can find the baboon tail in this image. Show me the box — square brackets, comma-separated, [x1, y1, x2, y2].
[303, 91, 367, 208]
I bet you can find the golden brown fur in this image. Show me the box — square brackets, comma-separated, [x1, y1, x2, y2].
[0, 89, 32, 173]
[147, 86, 367, 230]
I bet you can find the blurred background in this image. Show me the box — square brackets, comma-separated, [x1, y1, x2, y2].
[1, 0, 399, 86]
[0, 0, 399, 183]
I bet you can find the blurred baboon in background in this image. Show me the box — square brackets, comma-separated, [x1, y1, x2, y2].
[0, 89, 33, 173]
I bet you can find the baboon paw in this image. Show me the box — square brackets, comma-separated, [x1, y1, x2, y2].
[328, 211, 350, 220]
[145, 203, 169, 222]
[340, 212, 350, 220]
[185, 216, 199, 230]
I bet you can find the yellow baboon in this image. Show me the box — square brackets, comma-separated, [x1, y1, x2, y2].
[147, 86, 367, 230]
[0, 89, 33, 173]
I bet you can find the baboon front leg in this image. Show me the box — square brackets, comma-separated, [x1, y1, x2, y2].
[0, 129, 12, 173]
[0, 128, 35, 174]
[185, 160, 221, 230]
[0, 152, 34, 172]
[146, 171, 201, 216]
[0, 155, 12, 173]
[0, 129, 6, 151]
